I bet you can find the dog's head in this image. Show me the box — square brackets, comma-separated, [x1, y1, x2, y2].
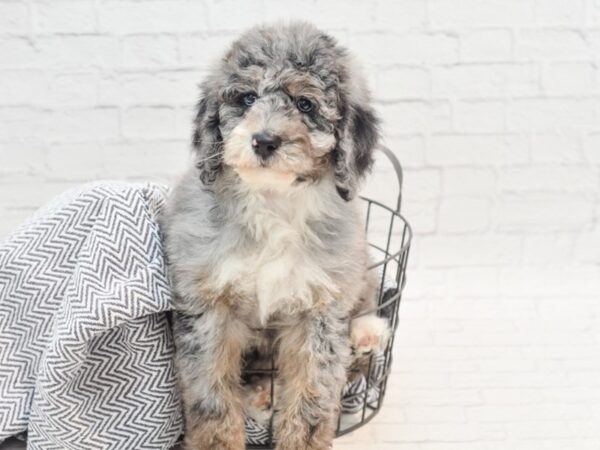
[193, 22, 379, 201]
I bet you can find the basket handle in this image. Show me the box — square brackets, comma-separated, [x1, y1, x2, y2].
[376, 144, 403, 213]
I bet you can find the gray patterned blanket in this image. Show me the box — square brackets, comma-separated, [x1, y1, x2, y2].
[0, 182, 386, 449]
[0, 182, 182, 450]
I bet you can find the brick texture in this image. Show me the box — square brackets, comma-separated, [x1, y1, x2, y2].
[1, 1, 600, 449]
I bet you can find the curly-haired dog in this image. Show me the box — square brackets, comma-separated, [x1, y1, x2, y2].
[161, 22, 385, 450]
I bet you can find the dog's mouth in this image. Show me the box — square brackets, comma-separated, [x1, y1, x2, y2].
[231, 165, 298, 188]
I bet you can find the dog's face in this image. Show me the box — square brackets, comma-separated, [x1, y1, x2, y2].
[220, 68, 339, 188]
[193, 22, 379, 200]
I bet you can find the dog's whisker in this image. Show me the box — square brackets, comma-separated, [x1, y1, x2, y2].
[195, 152, 222, 164]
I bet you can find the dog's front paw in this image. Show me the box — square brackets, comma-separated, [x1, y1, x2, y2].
[350, 315, 390, 355]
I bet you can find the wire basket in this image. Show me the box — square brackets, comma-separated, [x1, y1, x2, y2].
[242, 146, 412, 449]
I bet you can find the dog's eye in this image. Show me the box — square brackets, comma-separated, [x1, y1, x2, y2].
[242, 93, 257, 107]
[296, 97, 314, 113]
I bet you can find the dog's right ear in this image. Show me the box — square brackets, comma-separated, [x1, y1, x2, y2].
[192, 85, 222, 185]
[333, 102, 379, 202]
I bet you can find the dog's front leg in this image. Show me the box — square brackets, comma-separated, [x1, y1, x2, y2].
[274, 310, 352, 450]
[173, 307, 248, 450]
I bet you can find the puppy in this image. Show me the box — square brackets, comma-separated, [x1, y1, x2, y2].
[161, 22, 380, 450]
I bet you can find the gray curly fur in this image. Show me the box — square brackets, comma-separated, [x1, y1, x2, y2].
[160, 21, 380, 450]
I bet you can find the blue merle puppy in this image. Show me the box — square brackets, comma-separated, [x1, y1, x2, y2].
[161, 22, 387, 450]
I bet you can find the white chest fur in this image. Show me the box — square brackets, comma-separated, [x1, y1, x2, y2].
[213, 188, 337, 323]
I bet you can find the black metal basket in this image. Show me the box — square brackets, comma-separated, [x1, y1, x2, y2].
[243, 146, 412, 449]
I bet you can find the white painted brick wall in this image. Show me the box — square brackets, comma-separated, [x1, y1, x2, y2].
[1, 1, 600, 448]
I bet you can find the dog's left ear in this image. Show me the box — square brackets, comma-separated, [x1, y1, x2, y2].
[333, 102, 380, 201]
[193, 83, 223, 185]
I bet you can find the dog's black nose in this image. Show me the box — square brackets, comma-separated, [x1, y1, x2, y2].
[251, 133, 281, 159]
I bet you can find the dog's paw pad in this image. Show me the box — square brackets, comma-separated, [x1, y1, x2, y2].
[350, 315, 390, 355]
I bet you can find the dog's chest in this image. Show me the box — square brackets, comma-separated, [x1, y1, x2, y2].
[215, 199, 334, 323]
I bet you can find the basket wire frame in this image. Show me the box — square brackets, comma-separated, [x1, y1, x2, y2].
[244, 146, 412, 449]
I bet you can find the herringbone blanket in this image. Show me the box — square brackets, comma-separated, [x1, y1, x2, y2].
[0, 182, 182, 450]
